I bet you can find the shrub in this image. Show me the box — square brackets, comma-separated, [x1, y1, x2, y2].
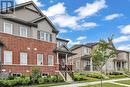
[86, 72, 108, 79]
[109, 72, 124, 75]
[73, 73, 86, 81]
[109, 75, 127, 79]
[31, 67, 41, 83]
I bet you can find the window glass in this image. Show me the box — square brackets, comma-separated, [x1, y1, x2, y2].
[20, 26, 27, 37]
[4, 51, 12, 64]
[20, 52, 27, 65]
[48, 55, 54, 65]
[37, 54, 43, 65]
[4, 22, 12, 34]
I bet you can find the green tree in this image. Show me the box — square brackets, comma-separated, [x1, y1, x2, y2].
[91, 36, 117, 87]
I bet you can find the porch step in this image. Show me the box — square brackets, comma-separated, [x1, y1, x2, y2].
[59, 71, 73, 82]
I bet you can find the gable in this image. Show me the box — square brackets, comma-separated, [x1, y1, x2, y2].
[25, 4, 38, 12]
[13, 1, 44, 21]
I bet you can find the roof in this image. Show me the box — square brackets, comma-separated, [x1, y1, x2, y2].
[53, 45, 76, 56]
[0, 1, 59, 33]
[56, 38, 69, 42]
[0, 15, 37, 27]
[70, 42, 97, 51]
[31, 16, 59, 34]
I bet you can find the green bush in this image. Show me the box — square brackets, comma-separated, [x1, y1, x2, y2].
[86, 72, 108, 79]
[109, 75, 127, 79]
[73, 73, 86, 81]
[38, 75, 64, 84]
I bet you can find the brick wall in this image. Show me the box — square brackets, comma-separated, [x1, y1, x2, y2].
[0, 32, 59, 75]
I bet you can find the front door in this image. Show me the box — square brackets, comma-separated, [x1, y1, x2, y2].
[61, 58, 65, 68]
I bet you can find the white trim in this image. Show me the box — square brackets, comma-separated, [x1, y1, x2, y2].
[20, 52, 27, 65]
[37, 54, 43, 65]
[4, 22, 13, 34]
[20, 25, 28, 37]
[48, 55, 54, 66]
[4, 50, 12, 65]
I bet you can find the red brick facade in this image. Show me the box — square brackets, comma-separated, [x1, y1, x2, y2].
[0, 32, 59, 75]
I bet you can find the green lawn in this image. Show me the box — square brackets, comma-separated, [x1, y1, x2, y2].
[81, 83, 125, 87]
[117, 80, 130, 85]
[20, 83, 69, 87]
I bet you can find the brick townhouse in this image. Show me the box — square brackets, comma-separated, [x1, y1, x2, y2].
[0, 1, 74, 81]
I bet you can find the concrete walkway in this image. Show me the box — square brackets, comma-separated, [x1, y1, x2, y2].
[51, 78, 130, 87]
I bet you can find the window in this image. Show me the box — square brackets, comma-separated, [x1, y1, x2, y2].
[38, 31, 52, 42]
[4, 22, 12, 34]
[20, 52, 27, 65]
[84, 48, 89, 55]
[4, 51, 12, 64]
[37, 54, 43, 65]
[48, 55, 54, 65]
[20, 26, 27, 37]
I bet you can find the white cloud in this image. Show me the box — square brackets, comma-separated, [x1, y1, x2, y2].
[81, 22, 97, 28]
[15, 0, 43, 7]
[77, 36, 87, 41]
[52, 14, 79, 29]
[67, 39, 81, 46]
[42, 3, 65, 16]
[104, 13, 123, 21]
[75, 0, 107, 19]
[59, 29, 68, 33]
[113, 35, 130, 43]
[120, 24, 130, 34]
[117, 44, 130, 51]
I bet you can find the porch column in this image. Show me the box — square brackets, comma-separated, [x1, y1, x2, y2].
[115, 61, 117, 71]
[128, 53, 129, 71]
[90, 57, 93, 72]
[120, 61, 122, 70]
[56, 52, 59, 64]
[65, 54, 68, 65]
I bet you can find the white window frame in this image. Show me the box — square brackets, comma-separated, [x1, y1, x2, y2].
[37, 54, 43, 65]
[20, 26, 27, 37]
[48, 55, 54, 66]
[4, 50, 12, 65]
[4, 22, 13, 34]
[20, 52, 27, 65]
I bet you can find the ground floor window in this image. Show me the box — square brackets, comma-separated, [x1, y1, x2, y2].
[20, 52, 27, 65]
[4, 50, 12, 64]
[48, 55, 54, 65]
[37, 54, 43, 65]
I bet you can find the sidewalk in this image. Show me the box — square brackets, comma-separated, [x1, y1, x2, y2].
[51, 78, 130, 87]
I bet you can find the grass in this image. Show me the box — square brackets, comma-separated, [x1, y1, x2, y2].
[20, 82, 69, 87]
[116, 80, 130, 85]
[76, 77, 100, 83]
[80, 83, 125, 87]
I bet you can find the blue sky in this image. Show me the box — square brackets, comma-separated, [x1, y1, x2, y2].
[16, 0, 130, 50]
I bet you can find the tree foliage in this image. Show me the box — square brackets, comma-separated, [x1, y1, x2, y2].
[91, 36, 117, 69]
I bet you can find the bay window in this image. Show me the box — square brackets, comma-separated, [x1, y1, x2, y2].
[38, 31, 52, 42]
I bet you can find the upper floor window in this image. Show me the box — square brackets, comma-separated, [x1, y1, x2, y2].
[57, 41, 65, 47]
[84, 48, 89, 55]
[20, 26, 27, 37]
[48, 55, 54, 66]
[20, 52, 27, 65]
[4, 50, 12, 64]
[4, 22, 12, 34]
[38, 31, 52, 42]
[37, 54, 43, 65]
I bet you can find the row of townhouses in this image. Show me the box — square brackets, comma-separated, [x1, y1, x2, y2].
[0, 1, 129, 81]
